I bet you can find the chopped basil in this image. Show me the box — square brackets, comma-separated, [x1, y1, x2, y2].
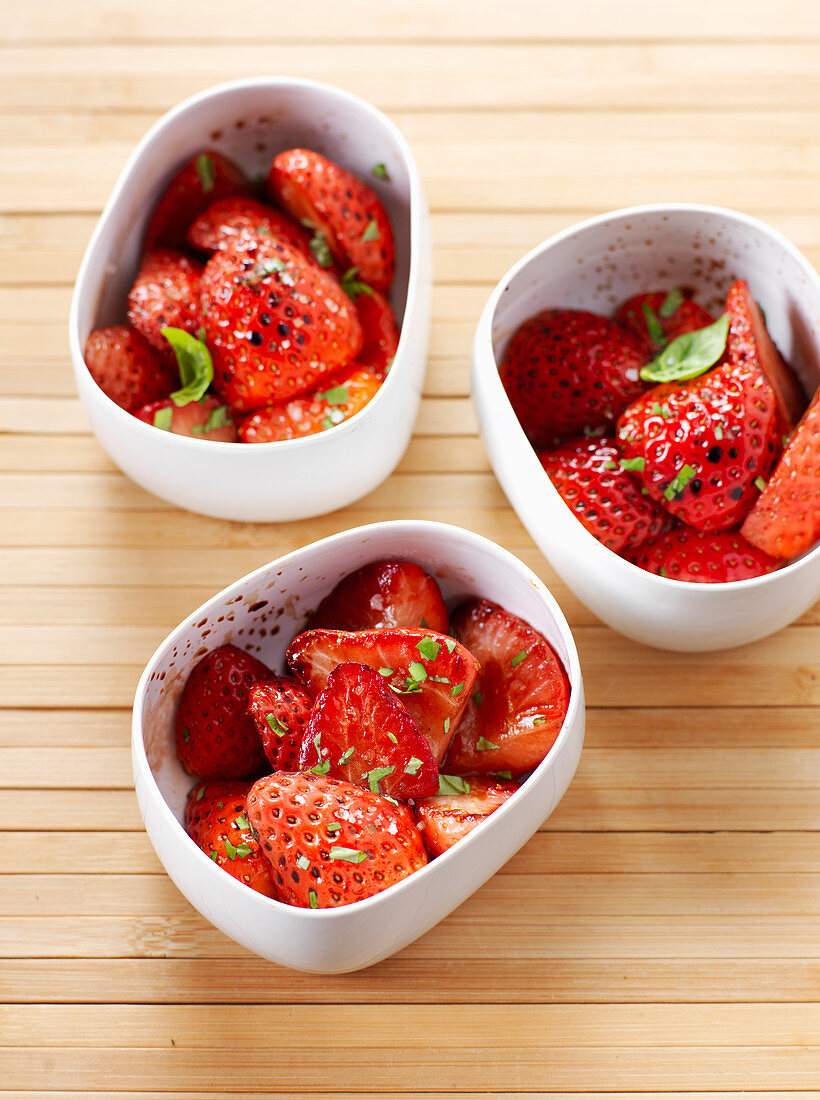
[650, 402, 673, 419]
[296, 854, 311, 870]
[476, 736, 500, 752]
[663, 463, 698, 501]
[266, 713, 288, 738]
[444, 638, 457, 653]
[309, 889, 319, 908]
[496, 770, 512, 780]
[153, 406, 173, 431]
[234, 843, 253, 859]
[163, 328, 214, 407]
[404, 757, 423, 775]
[620, 457, 645, 472]
[659, 288, 684, 318]
[209, 850, 218, 861]
[320, 385, 349, 406]
[309, 230, 333, 268]
[365, 765, 395, 792]
[408, 661, 428, 682]
[473, 691, 483, 707]
[715, 424, 724, 440]
[309, 761, 330, 775]
[416, 636, 441, 661]
[386, 732, 398, 744]
[510, 650, 528, 667]
[659, 567, 668, 578]
[602, 460, 618, 470]
[361, 219, 380, 242]
[450, 681, 464, 697]
[443, 717, 450, 734]
[755, 476, 767, 492]
[438, 774, 471, 796]
[340, 266, 374, 301]
[191, 404, 231, 435]
[534, 717, 547, 725]
[224, 838, 238, 861]
[330, 845, 369, 864]
[195, 784, 205, 801]
[378, 667, 394, 678]
[195, 154, 216, 193]
[182, 727, 190, 743]
[429, 675, 450, 684]
[641, 303, 666, 347]
[320, 408, 346, 430]
[233, 812, 250, 831]
[640, 314, 729, 384]
[327, 823, 341, 834]
[338, 746, 355, 763]
[371, 162, 390, 180]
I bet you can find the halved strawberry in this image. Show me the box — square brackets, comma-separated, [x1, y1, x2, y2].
[247, 677, 312, 771]
[628, 525, 780, 581]
[187, 195, 313, 258]
[238, 364, 381, 443]
[287, 627, 479, 765]
[415, 775, 520, 857]
[127, 250, 203, 351]
[307, 560, 450, 634]
[247, 771, 427, 908]
[144, 151, 249, 251]
[741, 385, 820, 559]
[135, 395, 238, 441]
[300, 663, 438, 800]
[444, 600, 570, 778]
[348, 282, 399, 377]
[267, 149, 395, 291]
[616, 289, 714, 359]
[184, 779, 275, 898]
[84, 324, 176, 412]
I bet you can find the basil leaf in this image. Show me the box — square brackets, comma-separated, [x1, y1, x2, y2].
[309, 230, 333, 268]
[330, 846, 369, 864]
[476, 737, 500, 752]
[371, 163, 389, 180]
[365, 765, 395, 792]
[438, 774, 471, 796]
[153, 405, 173, 431]
[163, 328, 214, 406]
[640, 314, 729, 383]
[340, 266, 374, 301]
[416, 636, 441, 661]
[361, 219, 379, 242]
[659, 288, 684, 318]
[641, 303, 665, 347]
[195, 154, 216, 193]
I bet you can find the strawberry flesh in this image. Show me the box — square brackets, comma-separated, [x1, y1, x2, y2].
[135, 395, 238, 441]
[354, 287, 400, 377]
[84, 324, 176, 412]
[144, 151, 249, 251]
[628, 525, 779, 581]
[247, 677, 312, 771]
[307, 560, 450, 634]
[415, 776, 520, 857]
[184, 779, 275, 897]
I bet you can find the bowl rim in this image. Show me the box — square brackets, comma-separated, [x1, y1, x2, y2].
[474, 201, 820, 591]
[131, 519, 584, 920]
[69, 75, 426, 454]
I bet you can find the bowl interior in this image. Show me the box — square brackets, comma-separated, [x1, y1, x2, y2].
[490, 206, 820, 399]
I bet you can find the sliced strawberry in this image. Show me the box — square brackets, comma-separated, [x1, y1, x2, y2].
[84, 324, 176, 412]
[144, 151, 249, 251]
[415, 775, 520, 857]
[175, 644, 271, 779]
[307, 560, 450, 634]
[187, 195, 313, 258]
[444, 600, 570, 778]
[348, 283, 399, 378]
[628, 525, 780, 581]
[267, 149, 395, 291]
[539, 436, 672, 553]
[616, 290, 715, 359]
[127, 250, 203, 351]
[300, 663, 438, 800]
[287, 627, 479, 765]
[247, 771, 427, 908]
[238, 364, 381, 443]
[135, 395, 238, 441]
[741, 385, 820, 559]
[184, 779, 275, 898]
[246, 677, 312, 771]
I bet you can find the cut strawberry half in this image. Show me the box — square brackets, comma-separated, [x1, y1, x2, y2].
[247, 677, 313, 771]
[628, 525, 780, 581]
[300, 663, 438, 799]
[286, 627, 479, 765]
[84, 324, 176, 413]
[187, 195, 313, 259]
[616, 289, 714, 359]
[144, 151, 249, 252]
[307, 560, 450, 634]
[444, 600, 570, 778]
[184, 779, 275, 898]
[135, 395, 238, 441]
[415, 775, 520, 857]
[351, 285, 399, 378]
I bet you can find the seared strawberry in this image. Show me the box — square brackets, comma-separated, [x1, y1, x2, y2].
[741, 385, 820, 559]
[307, 560, 450, 634]
[135, 395, 237, 441]
[300, 663, 439, 799]
[127, 250, 203, 351]
[499, 309, 647, 448]
[628, 526, 779, 582]
[287, 627, 479, 764]
[187, 195, 313, 258]
[616, 289, 714, 358]
[247, 771, 427, 908]
[247, 677, 312, 771]
[144, 151, 248, 251]
[345, 279, 399, 377]
[415, 775, 520, 857]
[238, 364, 381, 443]
[267, 149, 395, 291]
[540, 436, 671, 553]
[444, 600, 570, 778]
[184, 780, 275, 897]
[175, 644, 271, 778]
[199, 239, 363, 411]
[84, 324, 176, 412]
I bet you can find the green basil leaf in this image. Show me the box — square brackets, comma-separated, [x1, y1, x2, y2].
[641, 303, 665, 347]
[476, 736, 500, 752]
[330, 846, 369, 864]
[365, 765, 395, 793]
[361, 219, 380, 242]
[659, 288, 684, 318]
[309, 230, 333, 268]
[416, 636, 441, 661]
[195, 154, 216, 193]
[640, 314, 729, 383]
[163, 328, 214, 406]
[153, 405, 173, 431]
[438, 774, 471, 796]
[371, 163, 390, 180]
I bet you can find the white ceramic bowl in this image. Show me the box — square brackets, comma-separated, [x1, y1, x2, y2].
[70, 78, 432, 522]
[132, 521, 584, 973]
[473, 204, 820, 651]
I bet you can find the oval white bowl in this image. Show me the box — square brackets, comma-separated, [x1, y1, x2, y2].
[132, 521, 585, 973]
[70, 78, 432, 522]
[473, 203, 820, 652]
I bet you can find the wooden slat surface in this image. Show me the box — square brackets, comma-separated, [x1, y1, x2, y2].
[1, 1, 818, 1095]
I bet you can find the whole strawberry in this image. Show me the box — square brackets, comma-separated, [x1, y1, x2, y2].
[184, 780, 275, 898]
[247, 771, 427, 908]
[499, 309, 647, 448]
[144, 151, 249, 251]
[84, 324, 176, 412]
[416, 776, 520, 857]
[175, 644, 271, 778]
[616, 289, 714, 359]
[540, 436, 671, 553]
[128, 250, 203, 351]
[627, 526, 779, 582]
[246, 676, 313, 771]
[199, 239, 363, 411]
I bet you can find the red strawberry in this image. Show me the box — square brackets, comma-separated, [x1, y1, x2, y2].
[628, 526, 779, 582]
[199, 238, 363, 411]
[741, 385, 820, 559]
[247, 771, 427, 908]
[348, 282, 399, 377]
[135, 395, 238, 441]
[287, 627, 479, 765]
[415, 775, 520, 857]
[539, 436, 672, 553]
[175, 644, 271, 778]
[238, 364, 381, 443]
[267, 149, 395, 291]
[300, 663, 439, 800]
[187, 195, 313, 258]
[84, 324, 176, 412]
[246, 677, 312, 771]
[184, 780, 275, 897]
[144, 151, 249, 251]
[616, 289, 714, 359]
[444, 600, 570, 778]
[127, 250, 203, 351]
[499, 309, 648, 448]
[307, 560, 450, 634]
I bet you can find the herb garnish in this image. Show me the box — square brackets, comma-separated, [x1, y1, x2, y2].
[640, 314, 729, 384]
[361, 219, 379, 242]
[330, 846, 369, 864]
[438, 775, 471, 796]
[163, 327, 214, 407]
[510, 650, 528, 667]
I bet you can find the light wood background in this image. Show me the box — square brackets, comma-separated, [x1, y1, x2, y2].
[2, 0, 820, 1095]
